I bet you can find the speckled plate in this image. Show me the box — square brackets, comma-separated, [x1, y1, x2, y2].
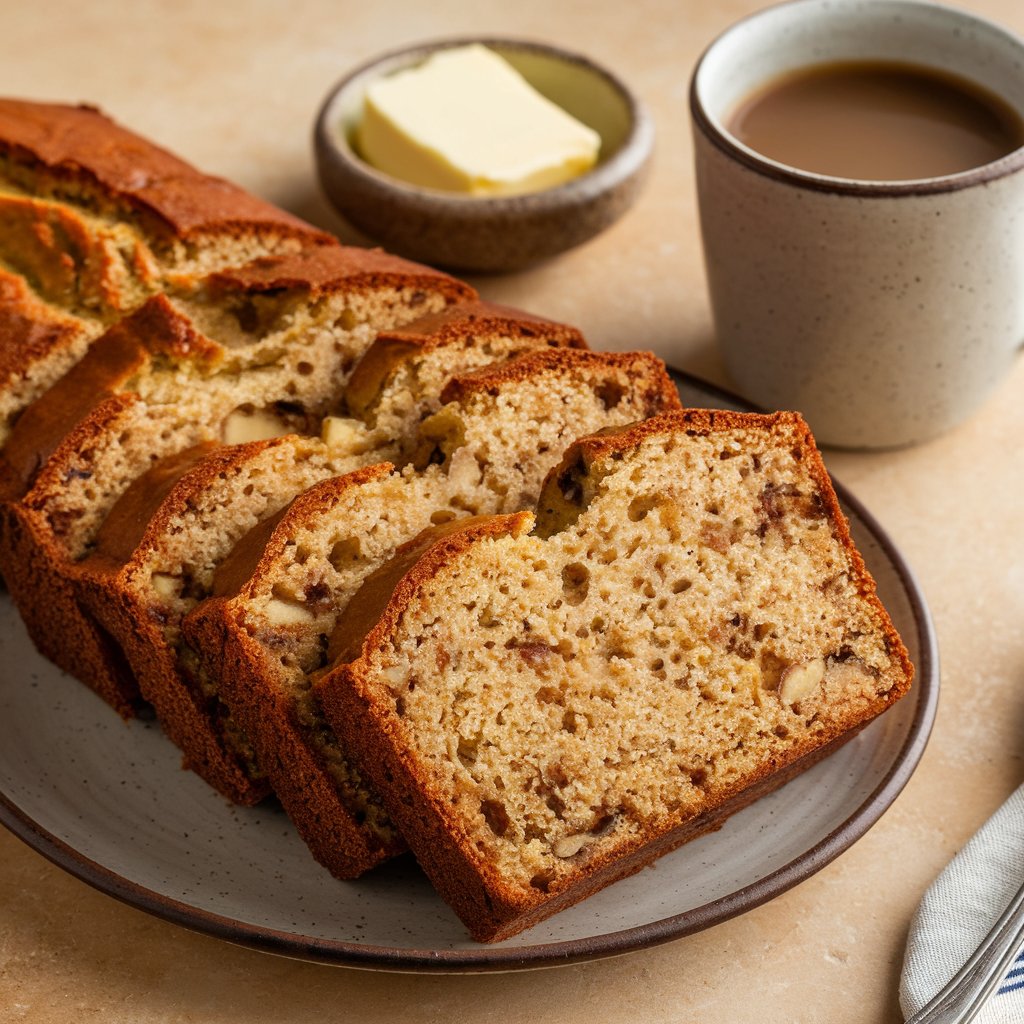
[0, 371, 938, 973]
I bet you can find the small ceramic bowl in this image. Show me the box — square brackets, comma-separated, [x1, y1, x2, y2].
[313, 38, 654, 272]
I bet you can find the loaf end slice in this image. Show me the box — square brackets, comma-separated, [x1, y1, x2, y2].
[0, 98, 333, 256]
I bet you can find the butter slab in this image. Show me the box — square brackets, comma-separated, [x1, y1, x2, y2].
[357, 45, 601, 196]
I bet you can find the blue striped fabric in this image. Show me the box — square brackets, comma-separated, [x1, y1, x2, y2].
[899, 783, 1024, 1022]
[997, 948, 1024, 997]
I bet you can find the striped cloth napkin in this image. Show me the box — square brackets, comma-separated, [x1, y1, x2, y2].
[900, 783, 1024, 1023]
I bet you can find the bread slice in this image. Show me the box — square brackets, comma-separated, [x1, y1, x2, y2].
[0, 268, 106, 448]
[0, 247, 472, 715]
[181, 350, 682, 874]
[316, 410, 914, 941]
[76, 436, 377, 803]
[342, 300, 585, 452]
[0, 294, 221, 503]
[69, 302, 584, 797]
[0, 99, 332, 272]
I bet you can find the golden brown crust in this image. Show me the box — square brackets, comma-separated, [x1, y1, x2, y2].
[342, 301, 585, 420]
[17, 394, 141, 524]
[438, 348, 679, 410]
[0, 268, 99, 493]
[379, 300, 584, 348]
[0, 99, 332, 245]
[206, 246, 476, 303]
[542, 408, 808, 468]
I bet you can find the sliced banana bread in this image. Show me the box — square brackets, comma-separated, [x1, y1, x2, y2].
[0, 246, 472, 715]
[76, 435, 379, 803]
[72, 304, 585, 797]
[316, 410, 914, 941]
[181, 350, 682, 875]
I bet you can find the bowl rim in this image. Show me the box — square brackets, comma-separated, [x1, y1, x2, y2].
[313, 35, 655, 211]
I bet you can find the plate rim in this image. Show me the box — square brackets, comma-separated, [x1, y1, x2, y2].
[0, 369, 940, 973]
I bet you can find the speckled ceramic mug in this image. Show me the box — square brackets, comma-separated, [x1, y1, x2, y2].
[690, 0, 1024, 448]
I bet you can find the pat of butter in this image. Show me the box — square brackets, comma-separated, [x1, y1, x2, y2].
[357, 45, 601, 196]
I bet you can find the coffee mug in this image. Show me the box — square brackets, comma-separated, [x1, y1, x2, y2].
[690, 0, 1024, 448]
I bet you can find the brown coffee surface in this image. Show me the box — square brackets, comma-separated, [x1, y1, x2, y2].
[727, 61, 1024, 180]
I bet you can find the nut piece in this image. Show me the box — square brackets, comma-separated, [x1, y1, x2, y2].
[447, 446, 484, 494]
[263, 597, 315, 626]
[825, 658, 877, 694]
[150, 572, 180, 600]
[321, 415, 372, 452]
[381, 665, 407, 688]
[779, 657, 826, 706]
[552, 833, 588, 858]
[223, 408, 287, 445]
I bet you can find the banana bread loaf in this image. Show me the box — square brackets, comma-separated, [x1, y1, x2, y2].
[0, 99, 335, 441]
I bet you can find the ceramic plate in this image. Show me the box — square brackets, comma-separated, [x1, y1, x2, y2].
[0, 371, 939, 973]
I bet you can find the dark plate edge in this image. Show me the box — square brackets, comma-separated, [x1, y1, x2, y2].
[0, 369, 940, 973]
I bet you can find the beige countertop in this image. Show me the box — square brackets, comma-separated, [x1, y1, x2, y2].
[2, 1, 1022, 1021]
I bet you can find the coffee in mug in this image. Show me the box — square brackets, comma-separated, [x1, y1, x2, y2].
[690, 0, 1024, 448]
[728, 60, 1024, 181]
